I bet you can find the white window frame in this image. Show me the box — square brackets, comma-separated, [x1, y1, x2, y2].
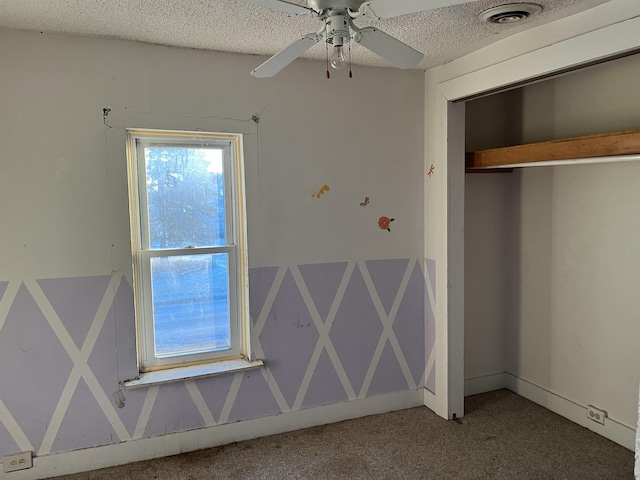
[126, 129, 250, 373]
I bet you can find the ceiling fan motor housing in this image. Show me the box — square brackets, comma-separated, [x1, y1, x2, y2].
[308, 0, 366, 11]
[326, 13, 350, 45]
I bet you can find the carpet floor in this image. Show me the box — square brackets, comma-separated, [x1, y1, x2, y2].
[52, 390, 634, 479]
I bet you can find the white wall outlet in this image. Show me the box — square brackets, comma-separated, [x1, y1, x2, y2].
[3, 451, 33, 473]
[587, 405, 607, 425]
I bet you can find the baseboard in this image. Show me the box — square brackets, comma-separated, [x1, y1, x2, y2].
[633, 434, 640, 480]
[0, 390, 423, 480]
[464, 372, 507, 396]
[505, 373, 636, 451]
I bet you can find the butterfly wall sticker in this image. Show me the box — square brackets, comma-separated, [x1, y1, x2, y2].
[360, 197, 370, 207]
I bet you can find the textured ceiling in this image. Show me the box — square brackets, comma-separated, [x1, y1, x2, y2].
[0, 0, 612, 69]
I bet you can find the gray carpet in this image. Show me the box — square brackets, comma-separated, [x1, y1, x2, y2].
[53, 390, 634, 479]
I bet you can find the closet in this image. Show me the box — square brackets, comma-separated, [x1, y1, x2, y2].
[463, 53, 640, 450]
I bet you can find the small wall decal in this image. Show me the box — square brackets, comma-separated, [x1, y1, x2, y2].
[428, 164, 435, 177]
[312, 185, 331, 198]
[360, 196, 370, 207]
[378, 216, 395, 232]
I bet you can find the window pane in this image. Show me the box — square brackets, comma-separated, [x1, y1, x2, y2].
[151, 253, 230, 358]
[144, 146, 226, 249]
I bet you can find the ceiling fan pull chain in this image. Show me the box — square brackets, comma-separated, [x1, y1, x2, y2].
[349, 41, 353, 78]
[325, 40, 331, 79]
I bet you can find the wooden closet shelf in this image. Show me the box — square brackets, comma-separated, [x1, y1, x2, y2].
[466, 129, 640, 169]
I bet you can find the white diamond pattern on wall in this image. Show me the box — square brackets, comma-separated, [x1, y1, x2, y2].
[0, 258, 436, 458]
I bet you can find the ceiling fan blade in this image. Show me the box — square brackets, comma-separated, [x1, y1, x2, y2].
[361, 0, 470, 19]
[243, 0, 317, 16]
[354, 27, 424, 69]
[251, 34, 322, 78]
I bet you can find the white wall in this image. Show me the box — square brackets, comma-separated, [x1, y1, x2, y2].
[463, 174, 510, 384]
[463, 92, 520, 387]
[0, 29, 425, 282]
[465, 53, 640, 436]
[509, 54, 640, 430]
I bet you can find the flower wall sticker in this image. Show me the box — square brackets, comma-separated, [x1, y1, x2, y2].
[378, 216, 394, 232]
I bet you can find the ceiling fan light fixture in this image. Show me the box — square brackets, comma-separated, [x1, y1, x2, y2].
[330, 44, 347, 69]
[479, 3, 542, 24]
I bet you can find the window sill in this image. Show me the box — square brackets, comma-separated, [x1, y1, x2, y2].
[122, 358, 264, 389]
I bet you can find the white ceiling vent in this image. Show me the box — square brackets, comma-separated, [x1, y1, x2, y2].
[479, 3, 543, 24]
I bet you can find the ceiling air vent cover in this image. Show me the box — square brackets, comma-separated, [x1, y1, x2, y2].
[479, 3, 543, 24]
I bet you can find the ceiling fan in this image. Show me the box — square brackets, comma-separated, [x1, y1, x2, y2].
[245, 0, 471, 77]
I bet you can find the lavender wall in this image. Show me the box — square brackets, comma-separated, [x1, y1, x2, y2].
[0, 259, 435, 456]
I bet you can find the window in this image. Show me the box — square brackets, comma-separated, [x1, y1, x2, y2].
[126, 130, 249, 372]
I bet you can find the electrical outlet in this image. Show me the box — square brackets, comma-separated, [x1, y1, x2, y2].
[587, 405, 607, 425]
[3, 451, 33, 473]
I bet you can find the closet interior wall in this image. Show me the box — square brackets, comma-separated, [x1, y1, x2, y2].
[465, 53, 640, 432]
